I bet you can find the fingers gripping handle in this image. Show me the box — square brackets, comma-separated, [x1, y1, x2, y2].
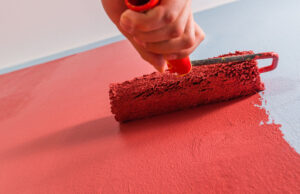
[124, 0, 192, 75]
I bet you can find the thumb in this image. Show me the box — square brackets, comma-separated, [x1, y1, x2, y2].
[118, 26, 166, 73]
[131, 40, 166, 73]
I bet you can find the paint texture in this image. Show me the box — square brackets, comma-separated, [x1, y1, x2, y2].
[0, 41, 299, 193]
[110, 51, 264, 122]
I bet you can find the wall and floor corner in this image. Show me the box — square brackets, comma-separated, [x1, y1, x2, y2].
[0, 0, 236, 74]
[0, 0, 299, 193]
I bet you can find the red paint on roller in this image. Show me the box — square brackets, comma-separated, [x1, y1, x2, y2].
[110, 51, 264, 122]
[0, 40, 299, 193]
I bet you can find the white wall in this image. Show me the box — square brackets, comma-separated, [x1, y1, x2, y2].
[0, 0, 236, 71]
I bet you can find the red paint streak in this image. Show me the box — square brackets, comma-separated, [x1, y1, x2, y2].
[0, 40, 299, 193]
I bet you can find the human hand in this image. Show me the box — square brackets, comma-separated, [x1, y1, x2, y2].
[102, 0, 205, 72]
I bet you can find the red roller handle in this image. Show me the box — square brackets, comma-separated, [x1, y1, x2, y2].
[124, 0, 160, 12]
[124, 0, 192, 75]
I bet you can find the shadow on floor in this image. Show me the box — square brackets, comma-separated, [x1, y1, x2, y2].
[0, 94, 256, 162]
[0, 116, 118, 162]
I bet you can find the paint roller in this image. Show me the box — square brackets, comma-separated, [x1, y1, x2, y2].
[109, 51, 279, 122]
[109, 0, 279, 122]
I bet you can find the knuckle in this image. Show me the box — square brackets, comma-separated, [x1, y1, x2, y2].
[200, 31, 206, 41]
[195, 25, 206, 42]
[170, 25, 184, 38]
[164, 11, 177, 24]
[155, 6, 165, 19]
[183, 35, 195, 49]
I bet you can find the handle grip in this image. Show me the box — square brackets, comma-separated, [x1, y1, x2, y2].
[124, 0, 192, 75]
[124, 0, 160, 12]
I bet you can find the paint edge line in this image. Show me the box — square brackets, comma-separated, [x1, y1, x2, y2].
[0, 35, 125, 75]
[0, 1, 239, 75]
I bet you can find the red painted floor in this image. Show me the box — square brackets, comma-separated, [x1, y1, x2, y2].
[0, 40, 299, 193]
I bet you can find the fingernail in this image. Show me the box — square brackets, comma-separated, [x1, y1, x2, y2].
[120, 17, 133, 34]
[120, 23, 133, 34]
[133, 37, 146, 48]
[153, 60, 165, 73]
[121, 15, 131, 25]
[154, 65, 165, 73]
[165, 54, 178, 60]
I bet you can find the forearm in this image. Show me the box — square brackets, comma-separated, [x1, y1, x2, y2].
[101, 0, 134, 44]
[101, 0, 127, 25]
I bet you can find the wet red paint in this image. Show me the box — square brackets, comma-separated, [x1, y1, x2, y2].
[110, 51, 264, 122]
[0, 40, 299, 193]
